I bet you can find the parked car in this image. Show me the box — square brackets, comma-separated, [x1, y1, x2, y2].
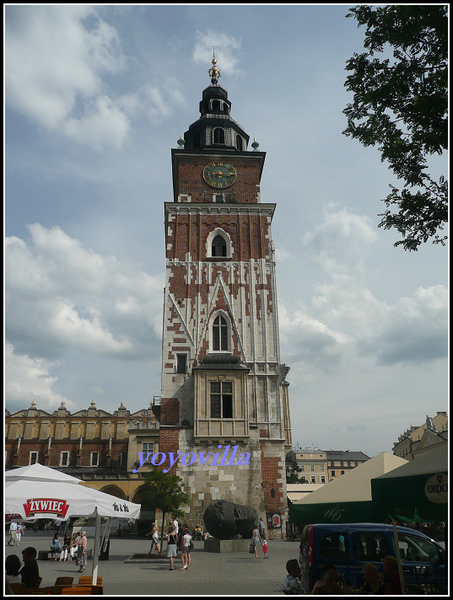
[299, 522, 447, 594]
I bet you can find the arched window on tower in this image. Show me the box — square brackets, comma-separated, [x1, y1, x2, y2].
[212, 315, 229, 351]
[213, 128, 225, 144]
[212, 235, 227, 257]
[212, 100, 221, 112]
[236, 135, 243, 151]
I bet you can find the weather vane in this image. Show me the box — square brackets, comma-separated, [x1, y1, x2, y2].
[208, 45, 221, 85]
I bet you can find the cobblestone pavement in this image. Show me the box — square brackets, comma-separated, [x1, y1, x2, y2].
[5, 533, 301, 596]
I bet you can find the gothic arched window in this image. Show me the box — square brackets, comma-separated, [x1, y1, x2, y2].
[213, 315, 229, 351]
[212, 235, 227, 257]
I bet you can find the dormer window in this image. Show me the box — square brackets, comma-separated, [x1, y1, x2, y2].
[213, 128, 225, 144]
[212, 100, 221, 112]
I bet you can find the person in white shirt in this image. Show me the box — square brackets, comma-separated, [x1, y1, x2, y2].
[172, 518, 179, 534]
[179, 528, 192, 571]
[8, 521, 18, 546]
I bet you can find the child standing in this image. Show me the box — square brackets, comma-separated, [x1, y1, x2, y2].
[262, 539, 268, 558]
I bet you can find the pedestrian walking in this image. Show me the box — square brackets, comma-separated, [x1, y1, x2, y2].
[251, 524, 262, 559]
[146, 522, 161, 555]
[8, 521, 18, 546]
[16, 522, 24, 545]
[179, 528, 193, 571]
[259, 516, 266, 538]
[165, 525, 178, 571]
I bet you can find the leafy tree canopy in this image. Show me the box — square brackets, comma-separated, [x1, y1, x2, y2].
[138, 469, 189, 515]
[343, 5, 448, 250]
[137, 469, 189, 544]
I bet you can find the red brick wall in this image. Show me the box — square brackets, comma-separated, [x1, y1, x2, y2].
[158, 428, 180, 475]
[160, 398, 180, 425]
[260, 451, 284, 513]
[175, 157, 262, 204]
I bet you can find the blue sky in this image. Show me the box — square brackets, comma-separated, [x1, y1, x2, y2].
[4, 4, 448, 457]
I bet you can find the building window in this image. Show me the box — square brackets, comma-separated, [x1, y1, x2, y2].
[320, 465, 324, 471]
[142, 442, 153, 454]
[331, 470, 336, 477]
[212, 235, 227, 257]
[321, 476, 326, 483]
[311, 475, 316, 483]
[176, 354, 187, 374]
[90, 452, 99, 466]
[214, 194, 224, 203]
[120, 452, 128, 466]
[310, 465, 315, 472]
[300, 465, 305, 472]
[213, 315, 229, 351]
[236, 135, 243, 151]
[210, 381, 233, 418]
[206, 228, 232, 259]
[60, 451, 70, 467]
[213, 128, 225, 144]
[29, 451, 39, 465]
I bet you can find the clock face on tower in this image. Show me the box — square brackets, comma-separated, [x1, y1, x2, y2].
[203, 161, 237, 189]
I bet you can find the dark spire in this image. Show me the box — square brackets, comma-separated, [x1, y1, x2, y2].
[182, 51, 250, 152]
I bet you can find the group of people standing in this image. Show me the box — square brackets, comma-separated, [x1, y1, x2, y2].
[147, 518, 194, 571]
[7, 521, 25, 546]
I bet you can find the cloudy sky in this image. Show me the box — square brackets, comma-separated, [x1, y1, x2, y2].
[5, 5, 448, 458]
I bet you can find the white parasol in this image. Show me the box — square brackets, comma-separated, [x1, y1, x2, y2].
[5, 464, 141, 585]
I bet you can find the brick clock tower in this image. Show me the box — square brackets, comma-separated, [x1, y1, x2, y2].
[158, 55, 292, 537]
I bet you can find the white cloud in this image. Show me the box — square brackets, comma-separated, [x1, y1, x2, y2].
[5, 6, 125, 131]
[302, 205, 378, 276]
[5, 342, 73, 412]
[5, 225, 164, 362]
[193, 30, 242, 76]
[279, 207, 447, 373]
[62, 95, 130, 150]
[370, 285, 448, 365]
[5, 6, 187, 149]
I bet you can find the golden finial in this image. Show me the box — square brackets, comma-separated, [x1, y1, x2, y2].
[208, 45, 221, 85]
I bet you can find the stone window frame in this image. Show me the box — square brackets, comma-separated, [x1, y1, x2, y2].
[206, 228, 233, 259]
[210, 311, 231, 353]
[210, 379, 234, 419]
